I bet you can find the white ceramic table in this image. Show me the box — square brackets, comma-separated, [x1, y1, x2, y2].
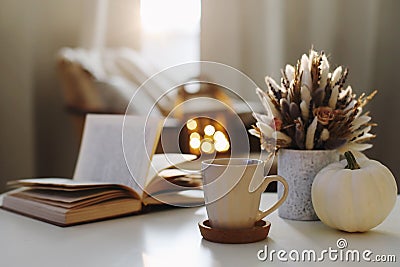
[0, 193, 399, 267]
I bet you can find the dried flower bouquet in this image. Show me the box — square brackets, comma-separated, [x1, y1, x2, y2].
[250, 49, 377, 153]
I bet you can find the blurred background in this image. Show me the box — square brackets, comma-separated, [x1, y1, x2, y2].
[0, 0, 399, 193]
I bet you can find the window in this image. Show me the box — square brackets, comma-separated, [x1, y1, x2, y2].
[140, 0, 201, 80]
[140, 0, 201, 34]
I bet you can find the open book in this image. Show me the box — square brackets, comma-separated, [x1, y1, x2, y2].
[2, 115, 203, 226]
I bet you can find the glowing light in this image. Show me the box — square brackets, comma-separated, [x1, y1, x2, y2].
[215, 138, 230, 152]
[190, 132, 200, 140]
[204, 125, 215, 136]
[189, 138, 201, 149]
[200, 139, 215, 154]
[186, 119, 197, 130]
[184, 83, 201, 94]
[212, 130, 230, 152]
[213, 131, 226, 141]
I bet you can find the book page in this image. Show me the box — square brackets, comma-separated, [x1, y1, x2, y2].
[73, 114, 162, 196]
[8, 178, 141, 199]
[12, 189, 135, 209]
[145, 153, 197, 189]
[17, 188, 125, 203]
[9, 178, 122, 188]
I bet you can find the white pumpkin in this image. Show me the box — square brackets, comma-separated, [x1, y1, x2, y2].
[312, 151, 397, 232]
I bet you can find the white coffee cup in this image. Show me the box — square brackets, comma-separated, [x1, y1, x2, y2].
[202, 158, 289, 229]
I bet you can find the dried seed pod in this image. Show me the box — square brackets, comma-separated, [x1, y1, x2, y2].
[319, 54, 330, 89]
[295, 118, 305, 149]
[305, 117, 318, 150]
[256, 88, 281, 119]
[331, 66, 343, 86]
[266, 76, 282, 100]
[280, 98, 290, 120]
[289, 102, 301, 120]
[312, 88, 325, 107]
[320, 128, 330, 141]
[328, 85, 339, 109]
[285, 64, 295, 83]
[300, 54, 312, 90]
[300, 100, 309, 122]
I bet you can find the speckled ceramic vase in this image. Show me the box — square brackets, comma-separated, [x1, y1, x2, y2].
[277, 149, 339, 221]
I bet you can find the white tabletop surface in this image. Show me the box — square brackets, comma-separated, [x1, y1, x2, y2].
[0, 193, 399, 267]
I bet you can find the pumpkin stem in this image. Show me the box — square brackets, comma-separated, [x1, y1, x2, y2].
[344, 151, 361, 170]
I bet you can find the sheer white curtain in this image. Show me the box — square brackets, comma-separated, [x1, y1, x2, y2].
[201, 0, 400, 187]
[80, 0, 141, 51]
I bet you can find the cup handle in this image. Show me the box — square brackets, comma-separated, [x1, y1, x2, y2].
[255, 175, 289, 221]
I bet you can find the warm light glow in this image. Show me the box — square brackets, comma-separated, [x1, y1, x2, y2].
[189, 138, 201, 149]
[186, 118, 230, 154]
[200, 139, 215, 154]
[184, 83, 201, 94]
[213, 130, 229, 152]
[213, 131, 226, 141]
[186, 119, 197, 130]
[215, 138, 230, 152]
[204, 125, 215, 136]
[190, 132, 200, 140]
[140, 0, 201, 34]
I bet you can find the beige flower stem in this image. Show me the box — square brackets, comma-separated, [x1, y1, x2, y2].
[344, 151, 361, 170]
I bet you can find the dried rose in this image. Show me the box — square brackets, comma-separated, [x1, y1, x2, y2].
[313, 106, 335, 125]
[274, 118, 282, 131]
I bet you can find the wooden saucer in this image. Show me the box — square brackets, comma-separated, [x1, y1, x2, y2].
[198, 220, 271, 244]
